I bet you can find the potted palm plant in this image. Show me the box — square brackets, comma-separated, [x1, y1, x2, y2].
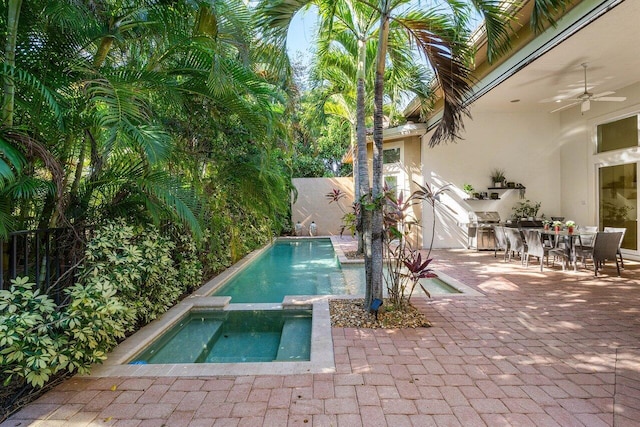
[490, 169, 506, 188]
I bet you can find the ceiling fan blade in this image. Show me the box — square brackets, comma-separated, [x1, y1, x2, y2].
[592, 96, 627, 102]
[581, 99, 590, 113]
[592, 91, 615, 98]
[550, 101, 580, 113]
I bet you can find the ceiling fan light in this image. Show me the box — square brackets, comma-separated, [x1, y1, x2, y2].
[581, 100, 591, 113]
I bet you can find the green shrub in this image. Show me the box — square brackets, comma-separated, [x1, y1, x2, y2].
[0, 220, 208, 390]
[173, 232, 203, 295]
[80, 220, 187, 329]
[0, 277, 64, 388]
[60, 280, 130, 374]
[0, 276, 129, 388]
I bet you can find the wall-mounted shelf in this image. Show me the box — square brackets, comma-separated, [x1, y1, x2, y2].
[488, 186, 525, 190]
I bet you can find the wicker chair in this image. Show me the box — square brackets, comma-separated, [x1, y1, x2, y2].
[576, 231, 623, 276]
[503, 227, 525, 264]
[522, 230, 551, 271]
[493, 225, 509, 261]
[603, 227, 626, 268]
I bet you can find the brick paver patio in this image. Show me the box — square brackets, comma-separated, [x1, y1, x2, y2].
[3, 247, 639, 426]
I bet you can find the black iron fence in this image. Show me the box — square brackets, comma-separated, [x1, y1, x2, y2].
[0, 228, 90, 304]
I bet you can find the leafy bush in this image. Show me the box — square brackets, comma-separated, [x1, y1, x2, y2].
[0, 276, 129, 388]
[80, 220, 193, 329]
[0, 220, 204, 389]
[0, 277, 64, 388]
[59, 280, 130, 374]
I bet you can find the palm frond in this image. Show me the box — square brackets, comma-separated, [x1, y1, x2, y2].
[530, 0, 568, 33]
[0, 136, 26, 183]
[393, 10, 473, 146]
[468, 0, 518, 63]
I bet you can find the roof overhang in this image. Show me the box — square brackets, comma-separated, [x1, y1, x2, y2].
[405, 0, 636, 123]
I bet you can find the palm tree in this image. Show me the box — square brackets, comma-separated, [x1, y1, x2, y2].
[310, 10, 433, 304]
[0, 0, 288, 239]
[258, 0, 572, 307]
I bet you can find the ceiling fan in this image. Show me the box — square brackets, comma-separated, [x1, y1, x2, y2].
[550, 63, 626, 113]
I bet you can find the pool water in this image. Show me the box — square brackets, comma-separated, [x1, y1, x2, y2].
[341, 266, 461, 296]
[212, 239, 361, 302]
[131, 310, 312, 364]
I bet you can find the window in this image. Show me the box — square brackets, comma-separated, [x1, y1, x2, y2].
[596, 115, 639, 153]
[383, 148, 400, 164]
[384, 175, 398, 192]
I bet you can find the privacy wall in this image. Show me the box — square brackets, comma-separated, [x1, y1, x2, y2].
[292, 177, 354, 236]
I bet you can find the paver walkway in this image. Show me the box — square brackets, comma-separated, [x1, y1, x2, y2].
[3, 247, 640, 426]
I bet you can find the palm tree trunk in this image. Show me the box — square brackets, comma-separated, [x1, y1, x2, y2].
[355, 36, 373, 303]
[93, 36, 114, 68]
[369, 9, 391, 308]
[2, 0, 22, 127]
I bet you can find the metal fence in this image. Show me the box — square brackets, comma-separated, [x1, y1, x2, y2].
[0, 228, 90, 304]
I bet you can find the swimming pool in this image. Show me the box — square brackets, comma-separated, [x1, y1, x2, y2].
[211, 239, 362, 302]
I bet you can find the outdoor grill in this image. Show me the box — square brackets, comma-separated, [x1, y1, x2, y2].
[467, 211, 501, 250]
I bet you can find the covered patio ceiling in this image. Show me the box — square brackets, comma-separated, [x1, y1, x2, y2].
[472, 0, 640, 114]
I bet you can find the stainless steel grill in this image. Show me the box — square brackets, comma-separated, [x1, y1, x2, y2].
[468, 211, 501, 250]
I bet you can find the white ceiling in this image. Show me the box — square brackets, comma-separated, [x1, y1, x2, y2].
[473, 0, 640, 113]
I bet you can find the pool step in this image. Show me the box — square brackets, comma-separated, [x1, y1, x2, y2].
[275, 317, 312, 361]
[316, 274, 332, 294]
[146, 320, 223, 364]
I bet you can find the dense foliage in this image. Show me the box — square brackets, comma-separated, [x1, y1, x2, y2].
[0, 220, 201, 402]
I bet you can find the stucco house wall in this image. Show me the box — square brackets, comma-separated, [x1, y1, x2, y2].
[292, 177, 354, 236]
[419, 111, 562, 249]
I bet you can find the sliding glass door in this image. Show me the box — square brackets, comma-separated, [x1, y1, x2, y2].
[598, 163, 637, 251]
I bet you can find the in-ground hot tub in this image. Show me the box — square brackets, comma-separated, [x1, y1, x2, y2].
[130, 309, 312, 364]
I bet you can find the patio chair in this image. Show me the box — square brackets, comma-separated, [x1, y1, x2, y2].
[493, 225, 509, 261]
[574, 226, 598, 267]
[503, 227, 525, 264]
[522, 229, 551, 271]
[576, 231, 623, 276]
[603, 227, 626, 268]
[547, 235, 571, 270]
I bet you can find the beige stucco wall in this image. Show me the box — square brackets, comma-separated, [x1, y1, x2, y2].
[420, 110, 563, 249]
[361, 130, 425, 248]
[292, 177, 354, 236]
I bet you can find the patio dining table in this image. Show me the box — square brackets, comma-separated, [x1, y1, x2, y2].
[537, 229, 597, 271]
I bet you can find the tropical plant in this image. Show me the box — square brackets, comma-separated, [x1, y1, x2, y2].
[490, 168, 506, 185]
[382, 188, 430, 309]
[0, 0, 291, 243]
[511, 199, 541, 220]
[326, 188, 358, 237]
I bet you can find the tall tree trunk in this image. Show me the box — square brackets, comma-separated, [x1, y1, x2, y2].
[93, 36, 114, 68]
[355, 36, 373, 304]
[2, 0, 22, 127]
[368, 9, 390, 308]
[350, 124, 364, 254]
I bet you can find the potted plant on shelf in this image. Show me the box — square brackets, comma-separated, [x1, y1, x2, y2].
[542, 219, 551, 231]
[565, 220, 576, 234]
[490, 169, 506, 188]
[463, 183, 474, 198]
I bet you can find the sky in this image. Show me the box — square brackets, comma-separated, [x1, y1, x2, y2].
[285, 6, 319, 67]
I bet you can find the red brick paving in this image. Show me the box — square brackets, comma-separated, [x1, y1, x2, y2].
[2, 249, 640, 426]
